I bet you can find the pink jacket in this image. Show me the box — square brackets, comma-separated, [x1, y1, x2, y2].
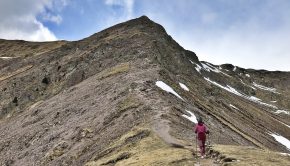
[194, 122, 208, 141]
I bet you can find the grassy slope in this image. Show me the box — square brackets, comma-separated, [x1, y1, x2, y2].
[212, 145, 290, 165]
[85, 126, 290, 166]
[85, 127, 198, 166]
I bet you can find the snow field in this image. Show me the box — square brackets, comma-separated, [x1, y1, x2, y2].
[270, 133, 290, 151]
[156, 81, 183, 100]
[204, 77, 277, 109]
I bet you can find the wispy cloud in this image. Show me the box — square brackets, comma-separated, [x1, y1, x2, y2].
[41, 13, 63, 24]
[104, 0, 135, 27]
[105, 0, 134, 18]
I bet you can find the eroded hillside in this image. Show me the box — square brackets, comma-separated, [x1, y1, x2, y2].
[0, 16, 290, 165]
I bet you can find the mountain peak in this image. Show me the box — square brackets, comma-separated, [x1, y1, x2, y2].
[133, 15, 152, 22]
[83, 15, 167, 42]
[121, 15, 155, 27]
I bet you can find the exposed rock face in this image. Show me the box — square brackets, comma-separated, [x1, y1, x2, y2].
[0, 16, 290, 165]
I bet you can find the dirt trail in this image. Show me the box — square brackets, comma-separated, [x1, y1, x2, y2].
[194, 158, 219, 166]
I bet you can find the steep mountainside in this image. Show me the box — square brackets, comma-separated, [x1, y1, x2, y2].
[0, 16, 290, 165]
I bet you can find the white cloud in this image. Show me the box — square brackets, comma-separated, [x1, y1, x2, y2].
[104, 0, 135, 27]
[0, 0, 68, 41]
[0, 17, 57, 41]
[105, 0, 134, 16]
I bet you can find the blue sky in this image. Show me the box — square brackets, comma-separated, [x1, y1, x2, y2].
[1, 0, 290, 71]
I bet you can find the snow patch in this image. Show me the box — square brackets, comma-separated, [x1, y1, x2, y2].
[156, 81, 183, 100]
[189, 60, 194, 64]
[230, 104, 239, 110]
[240, 79, 246, 85]
[239, 79, 256, 90]
[201, 63, 220, 73]
[280, 153, 290, 156]
[201, 62, 231, 77]
[275, 110, 290, 115]
[271, 101, 277, 103]
[270, 133, 290, 151]
[251, 86, 257, 90]
[195, 64, 202, 74]
[182, 110, 198, 123]
[245, 74, 250, 77]
[249, 96, 261, 101]
[233, 66, 237, 71]
[279, 121, 290, 128]
[253, 82, 280, 94]
[0, 57, 16, 59]
[204, 77, 277, 109]
[179, 83, 189, 91]
[191, 62, 230, 76]
[284, 123, 290, 128]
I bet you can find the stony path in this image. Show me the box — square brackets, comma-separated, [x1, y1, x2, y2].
[181, 145, 219, 166]
[194, 158, 219, 166]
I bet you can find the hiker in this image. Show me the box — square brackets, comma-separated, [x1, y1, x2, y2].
[194, 117, 209, 158]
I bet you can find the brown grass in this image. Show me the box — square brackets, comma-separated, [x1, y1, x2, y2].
[97, 63, 130, 80]
[85, 127, 197, 166]
[117, 95, 141, 112]
[213, 144, 290, 166]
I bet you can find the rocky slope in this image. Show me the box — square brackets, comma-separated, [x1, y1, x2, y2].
[0, 16, 290, 165]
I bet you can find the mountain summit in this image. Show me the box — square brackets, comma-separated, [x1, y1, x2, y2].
[1, 16, 290, 165]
